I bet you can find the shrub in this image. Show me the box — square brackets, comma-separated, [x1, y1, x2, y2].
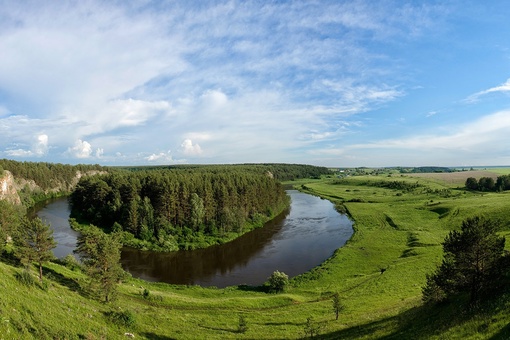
[105, 309, 136, 327]
[267, 270, 288, 293]
[303, 316, 321, 338]
[61, 254, 81, 271]
[15, 269, 35, 287]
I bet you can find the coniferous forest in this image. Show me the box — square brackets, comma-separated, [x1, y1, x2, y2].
[69, 164, 329, 250]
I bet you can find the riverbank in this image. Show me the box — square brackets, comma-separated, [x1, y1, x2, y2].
[38, 191, 353, 287]
[5, 172, 510, 338]
[69, 194, 290, 253]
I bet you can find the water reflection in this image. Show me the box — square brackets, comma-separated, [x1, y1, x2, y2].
[121, 190, 353, 287]
[36, 190, 353, 288]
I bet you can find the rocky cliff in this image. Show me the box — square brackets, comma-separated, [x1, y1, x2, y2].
[0, 170, 21, 205]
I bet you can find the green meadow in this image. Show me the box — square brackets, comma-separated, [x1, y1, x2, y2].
[2, 170, 510, 339]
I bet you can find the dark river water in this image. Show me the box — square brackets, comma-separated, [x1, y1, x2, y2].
[35, 190, 353, 288]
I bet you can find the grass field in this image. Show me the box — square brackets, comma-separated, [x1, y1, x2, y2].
[2, 172, 510, 339]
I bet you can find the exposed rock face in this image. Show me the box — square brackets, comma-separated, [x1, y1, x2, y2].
[0, 169, 107, 205]
[0, 171, 21, 205]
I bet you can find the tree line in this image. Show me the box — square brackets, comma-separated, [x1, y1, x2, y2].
[465, 175, 510, 192]
[69, 167, 291, 250]
[0, 158, 107, 191]
[0, 159, 109, 208]
[118, 163, 332, 181]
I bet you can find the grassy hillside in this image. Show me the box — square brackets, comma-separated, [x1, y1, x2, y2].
[2, 169, 510, 339]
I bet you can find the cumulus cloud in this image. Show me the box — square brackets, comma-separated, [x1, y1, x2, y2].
[68, 139, 93, 159]
[34, 134, 49, 155]
[181, 139, 202, 156]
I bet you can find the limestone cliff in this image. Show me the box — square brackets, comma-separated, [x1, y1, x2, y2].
[0, 171, 21, 205]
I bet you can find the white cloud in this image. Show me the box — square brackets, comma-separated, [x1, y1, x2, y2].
[320, 79, 403, 112]
[200, 90, 228, 111]
[34, 134, 49, 156]
[5, 149, 33, 157]
[68, 139, 93, 159]
[146, 151, 173, 162]
[464, 78, 510, 103]
[0, 1, 450, 164]
[181, 139, 202, 156]
[349, 110, 510, 153]
[308, 110, 510, 166]
[5, 133, 48, 157]
[95, 148, 104, 158]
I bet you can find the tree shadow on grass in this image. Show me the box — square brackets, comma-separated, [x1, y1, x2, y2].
[321, 294, 510, 340]
[489, 322, 510, 340]
[42, 266, 84, 295]
[237, 284, 268, 293]
[140, 333, 176, 340]
[198, 324, 239, 334]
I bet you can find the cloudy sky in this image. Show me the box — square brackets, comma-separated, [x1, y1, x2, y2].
[1, 1, 510, 167]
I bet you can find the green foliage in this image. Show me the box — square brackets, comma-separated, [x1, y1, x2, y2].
[423, 216, 507, 303]
[14, 269, 36, 286]
[0, 158, 107, 192]
[465, 174, 510, 192]
[303, 316, 321, 338]
[332, 292, 344, 320]
[105, 309, 136, 327]
[14, 217, 56, 282]
[0, 199, 22, 253]
[267, 270, 289, 293]
[60, 254, 81, 271]
[69, 167, 290, 250]
[75, 227, 124, 302]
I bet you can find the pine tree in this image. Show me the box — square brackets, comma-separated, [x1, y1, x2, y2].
[15, 217, 56, 282]
[423, 216, 507, 303]
[75, 227, 124, 302]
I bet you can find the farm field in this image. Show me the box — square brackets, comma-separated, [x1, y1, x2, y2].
[3, 171, 510, 339]
[404, 170, 500, 186]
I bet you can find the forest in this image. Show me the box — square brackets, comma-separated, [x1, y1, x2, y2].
[69, 164, 331, 250]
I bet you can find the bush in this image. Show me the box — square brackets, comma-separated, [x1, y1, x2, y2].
[15, 270, 35, 287]
[105, 309, 136, 327]
[303, 316, 321, 338]
[267, 270, 289, 293]
[60, 254, 81, 271]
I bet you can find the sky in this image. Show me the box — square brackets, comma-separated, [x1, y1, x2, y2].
[1, 1, 510, 167]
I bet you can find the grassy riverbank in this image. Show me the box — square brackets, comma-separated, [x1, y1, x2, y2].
[3, 170, 510, 338]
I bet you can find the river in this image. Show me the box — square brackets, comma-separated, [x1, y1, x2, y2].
[36, 190, 353, 288]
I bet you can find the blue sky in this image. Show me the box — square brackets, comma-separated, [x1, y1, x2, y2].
[1, 1, 510, 167]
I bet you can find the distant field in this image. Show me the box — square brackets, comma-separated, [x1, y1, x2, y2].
[405, 170, 500, 186]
